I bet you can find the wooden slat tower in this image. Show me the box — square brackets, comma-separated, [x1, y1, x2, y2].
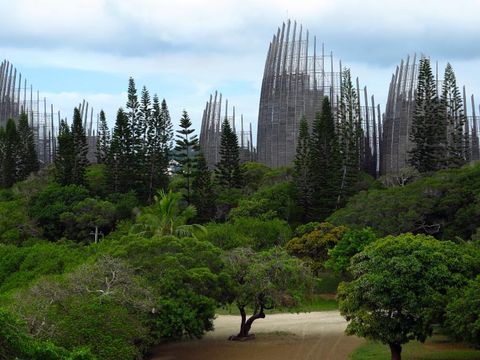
[0, 59, 98, 166]
[199, 91, 256, 169]
[256, 20, 381, 176]
[381, 55, 480, 175]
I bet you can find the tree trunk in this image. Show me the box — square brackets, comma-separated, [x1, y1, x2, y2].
[238, 306, 247, 337]
[389, 343, 402, 360]
[229, 305, 266, 340]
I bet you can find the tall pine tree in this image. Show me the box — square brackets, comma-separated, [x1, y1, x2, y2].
[55, 120, 75, 186]
[126, 78, 147, 196]
[1, 119, 20, 187]
[71, 107, 89, 185]
[96, 110, 110, 164]
[409, 57, 447, 172]
[160, 99, 173, 155]
[337, 69, 363, 204]
[215, 118, 243, 189]
[441, 63, 466, 168]
[145, 95, 170, 202]
[107, 108, 135, 193]
[192, 152, 216, 222]
[17, 112, 39, 181]
[294, 116, 313, 221]
[310, 97, 342, 220]
[175, 111, 198, 204]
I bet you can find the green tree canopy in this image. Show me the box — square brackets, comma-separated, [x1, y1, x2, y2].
[444, 274, 480, 347]
[223, 247, 312, 339]
[285, 222, 347, 275]
[338, 233, 480, 360]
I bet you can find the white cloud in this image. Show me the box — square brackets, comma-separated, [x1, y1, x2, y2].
[1, 0, 479, 140]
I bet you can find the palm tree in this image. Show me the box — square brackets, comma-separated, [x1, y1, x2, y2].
[130, 190, 206, 238]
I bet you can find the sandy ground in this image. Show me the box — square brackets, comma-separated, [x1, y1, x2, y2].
[149, 311, 363, 360]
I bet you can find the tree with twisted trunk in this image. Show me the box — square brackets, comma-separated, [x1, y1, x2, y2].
[223, 247, 312, 340]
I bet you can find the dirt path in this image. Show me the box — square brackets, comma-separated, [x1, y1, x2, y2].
[149, 311, 363, 360]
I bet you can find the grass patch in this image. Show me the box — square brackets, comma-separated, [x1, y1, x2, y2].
[350, 336, 480, 360]
[216, 295, 337, 315]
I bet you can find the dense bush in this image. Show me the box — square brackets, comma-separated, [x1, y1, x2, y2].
[445, 274, 480, 347]
[0, 197, 35, 245]
[13, 257, 152, 360]
[285, 222, 347, 274]
[0, 241, 90, 294]
[202, 217, 292, 250]
[229, 181, 301, 223]
[325, 228, 377, 276]
[29, 184, 90, 240]
[105, 235, 228, 340]
[0, 308, 94, 360]
[329, 163, 480, 240]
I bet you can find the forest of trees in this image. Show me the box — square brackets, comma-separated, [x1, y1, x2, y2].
[0, 63, 479, 360]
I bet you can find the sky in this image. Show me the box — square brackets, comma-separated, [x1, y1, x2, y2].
[1, 0, 480, 139]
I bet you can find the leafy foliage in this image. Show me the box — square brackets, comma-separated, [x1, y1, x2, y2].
[325, 228, 377, 276]
[338, 234, 480, 358]
[29, 184, 90, 240]
[0, 308, 95, 360]
[285, 222, 347, 275]
[328, 163, 480, 240]
[201, 217, 292, 250]
[192, 152, 216, 222]
[223, 247, 312, 338]
[445, 274, 480, 347]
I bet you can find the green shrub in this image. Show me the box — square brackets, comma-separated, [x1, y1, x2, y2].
[285, 222, 347, 274]
[328, 164, 480, 240]
[29, 184, 89, 240]
[325, 228, 377, 276]
[445, 274, 480, 347]
[202, 217, 292, 250]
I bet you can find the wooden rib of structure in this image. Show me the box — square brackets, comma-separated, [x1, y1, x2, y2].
[0, 59, 98, 165]
[199, 91, 256, 169]
[381, 54, 480, 175]
[257, 20, 381, 175]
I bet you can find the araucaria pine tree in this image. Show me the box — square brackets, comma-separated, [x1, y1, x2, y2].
[215, 118, 243, 189]
[17, 112, 39, 181]
[294, 116, 313, 221]
[409, 57, 447, 172]
[107, 108, 135, 193]
[71, 107, 89, 185]
[145, 95, 172, 202]
[96, 110, 110, 164]
[126, 78, 146, 196]
[55, 120, 75, 186]
[0, 119, 20, 187]
[337, 69, 363, 204]
[192, 152, 216, 222]
[441, 63, 467, 168]
[310, 97, 342, 220]
[175, 111, 199, 204]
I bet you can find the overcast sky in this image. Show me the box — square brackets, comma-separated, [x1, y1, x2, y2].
[1, 0, 480, 137]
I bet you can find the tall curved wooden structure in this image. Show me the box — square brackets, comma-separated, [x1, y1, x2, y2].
[257, 20, 380, 175]
[0, 59, 98, 165]
[199, 91, 256, 169]
[381, 54, 480, 175]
